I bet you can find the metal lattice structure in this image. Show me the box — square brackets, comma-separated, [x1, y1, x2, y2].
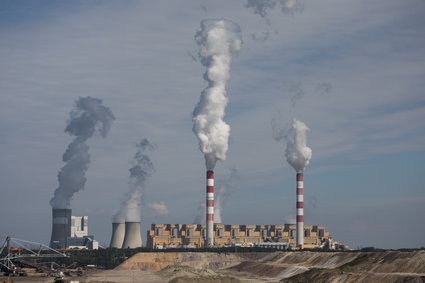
[0, 236, 68, 275]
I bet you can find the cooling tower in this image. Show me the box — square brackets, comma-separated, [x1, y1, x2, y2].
[121, 222, 142, 249]
[296, 173, 304, 248]
[109, 222, 125, 248]
[206, 170, 215, 247]
[50, 208, 72, 248]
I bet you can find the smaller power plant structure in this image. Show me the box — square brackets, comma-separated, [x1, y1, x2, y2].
[49, 209, 98, 249]
[109, 221, 142, 249]
[109, 222, 126, 248]
[122, 222, 142, 249]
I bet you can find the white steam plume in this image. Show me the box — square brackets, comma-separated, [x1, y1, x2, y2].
[285, 119, 312, 172]
[214, 167, 240, 223]
[192, 19, 242, 170]
[50, 97, 115, 209]
[113, 139, 155, 223]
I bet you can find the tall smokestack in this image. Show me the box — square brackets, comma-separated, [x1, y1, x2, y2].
[296, 173, 304, 248]
[121, 222, 142, 249]
[206, 170, 215, 247]
[109, 222, 125, 248]
[274, 119, 311, 249]
[50, 208, 71, 248]
[192, 19, 241, 248]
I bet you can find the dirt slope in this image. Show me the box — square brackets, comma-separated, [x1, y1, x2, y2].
[115, 250, 425, 283]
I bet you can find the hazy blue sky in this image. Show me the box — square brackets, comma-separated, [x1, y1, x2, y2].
[1, 0, 424, 249]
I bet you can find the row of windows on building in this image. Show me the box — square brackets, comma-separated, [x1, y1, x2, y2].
[155, 228, 325, 238]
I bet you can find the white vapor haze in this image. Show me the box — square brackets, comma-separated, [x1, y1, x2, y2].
[245, 0, 276, 18]
[284, 119, 312, 172]
[280, 0, 303, 15]
[113, 139, 155, 223]
[214, 168, 240, 223]
[50, 97, 115, 209]
[192, 19, 242, 170]
[193, 168, 240, 224]
[149, 202, 169, 217]
[193, 203, 206, 225]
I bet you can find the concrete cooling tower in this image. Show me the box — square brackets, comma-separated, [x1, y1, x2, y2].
[121, 222, 142, 248]
[109, 222, 125, 248]
[50, 208, 72, 248]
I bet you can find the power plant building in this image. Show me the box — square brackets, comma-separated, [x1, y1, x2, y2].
[146, 224, 332, 249]
[50, 210, 98, 249]
[71, 216, 88, 238]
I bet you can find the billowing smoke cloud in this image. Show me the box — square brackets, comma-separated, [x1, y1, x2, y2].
[192, 19, 242, 170]
[285, 119, 312, 172]
[214, 168, 240, 223]
[113, 139, 155, 223]
[149, 201, 169, 217]
[50, 97, 115, 209]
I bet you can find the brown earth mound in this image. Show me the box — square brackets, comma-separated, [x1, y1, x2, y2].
[115, 252, 265, 271]
[160, 265, 241, 283]
[115, 250, 425, 283]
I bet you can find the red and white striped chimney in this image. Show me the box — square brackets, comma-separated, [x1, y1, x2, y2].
[206, 170, 215, 247]
[296, 172, 304, 248]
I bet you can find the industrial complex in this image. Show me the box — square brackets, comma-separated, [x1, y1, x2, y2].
[46, 169, 347, 251]
[145, 223, 341, 249]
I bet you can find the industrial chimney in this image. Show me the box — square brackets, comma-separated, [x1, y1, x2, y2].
[50, 208, 72, 248]
[109, 222, 125, 248]
[121, 222, 142, 249]
[296, 173, 304, 248]
[206, 170, 215, 247]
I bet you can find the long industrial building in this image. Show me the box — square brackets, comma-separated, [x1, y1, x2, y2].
[146, 224, 335, 249]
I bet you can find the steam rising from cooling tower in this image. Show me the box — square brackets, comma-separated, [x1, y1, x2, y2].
[110, 139, 154, 248]
[192, 19, 242, 170]
[285, 119, 312, 173]
[50, 97, 115, 209]
[113, 139, 155, 223]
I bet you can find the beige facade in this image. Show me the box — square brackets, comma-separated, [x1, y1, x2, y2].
[146, 224, 330, 249]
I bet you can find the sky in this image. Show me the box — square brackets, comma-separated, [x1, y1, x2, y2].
[1, 0, 424, 249]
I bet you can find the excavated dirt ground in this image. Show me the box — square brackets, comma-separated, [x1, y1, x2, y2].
[4, 251, 425, 282]
[114, 250, 425, 283]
